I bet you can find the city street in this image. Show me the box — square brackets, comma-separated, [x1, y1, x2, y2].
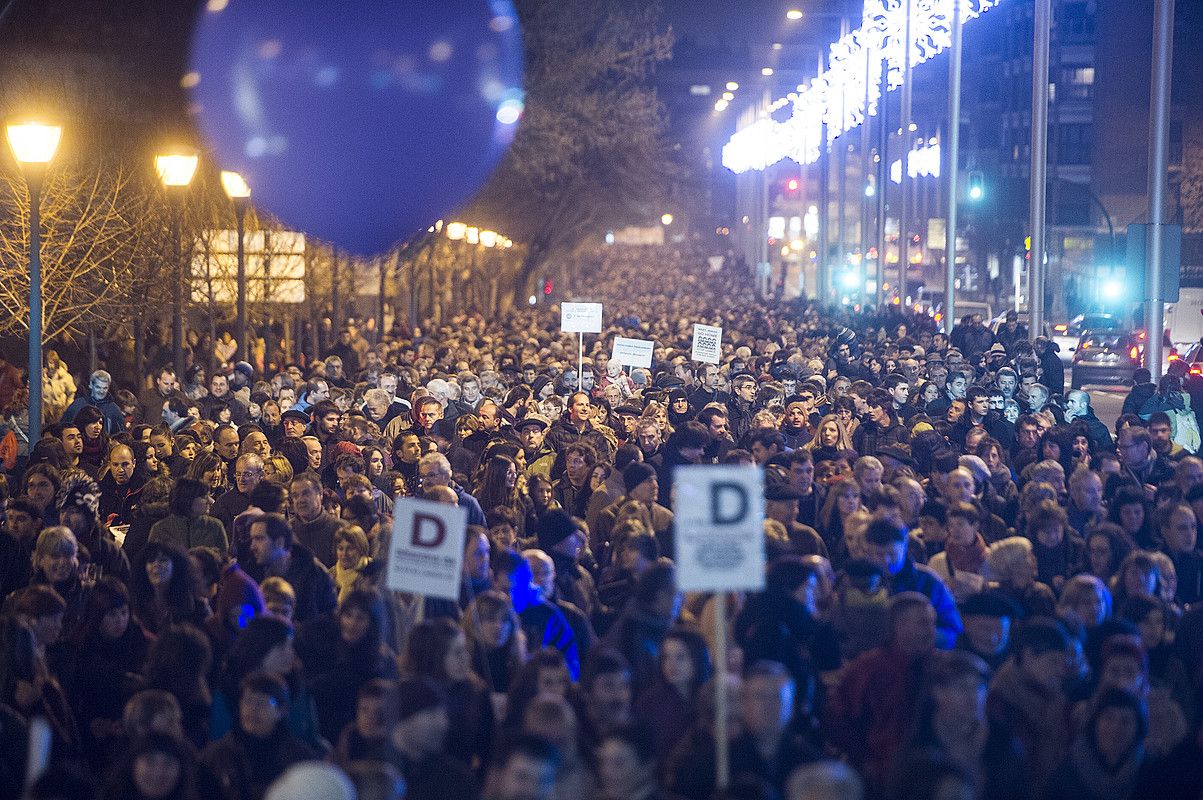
[1086, 384, 1130, 431]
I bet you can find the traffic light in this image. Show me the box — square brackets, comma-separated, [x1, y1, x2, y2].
[543, 279, 553, 296]
[785, 178, 800, 195]
[967, 171, 984, 201]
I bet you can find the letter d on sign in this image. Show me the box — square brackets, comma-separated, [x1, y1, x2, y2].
[412, 513, 447, 548]
[711, 482, 749, 525]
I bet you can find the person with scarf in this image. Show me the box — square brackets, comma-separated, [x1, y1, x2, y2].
[666, 388, 692, 429]
[928, 502, 989, 602]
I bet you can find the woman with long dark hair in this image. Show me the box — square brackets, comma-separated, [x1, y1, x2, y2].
[74, 405, 109, 472]
[474, 454, 527, 534]
[634, 627, 712, 762]
[71, 576, 152, 763]
[404, 617, 495, 774]
[131, 541, 209, 634]
[294, 588, 397, 744]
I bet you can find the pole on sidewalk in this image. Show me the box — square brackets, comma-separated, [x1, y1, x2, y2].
[945, 0, 963, 328]
[898, 0, 913, 306]
[1028, 0, 1051, 337]
[1145, 0, 1174, 381]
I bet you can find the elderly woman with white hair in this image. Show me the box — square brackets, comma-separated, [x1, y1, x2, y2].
[984, 536, 1056, 618]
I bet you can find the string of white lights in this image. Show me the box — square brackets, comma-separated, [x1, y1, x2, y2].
[722, 0, 1001, 174]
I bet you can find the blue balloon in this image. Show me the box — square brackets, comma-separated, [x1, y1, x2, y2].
[189, 0, 523, 255]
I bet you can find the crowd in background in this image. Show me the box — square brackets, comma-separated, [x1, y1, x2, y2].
[1, 243, 1202, 800]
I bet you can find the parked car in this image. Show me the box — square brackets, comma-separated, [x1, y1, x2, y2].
[1049, 313, 1123, 364]
[1071, 330, 1144, 389]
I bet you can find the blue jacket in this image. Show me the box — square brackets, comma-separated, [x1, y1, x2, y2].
[452, 484, 487, 527]
[887, 559, 963, 649]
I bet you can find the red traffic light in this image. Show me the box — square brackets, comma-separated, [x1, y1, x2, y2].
[543, 279, 553, 295]
[786, 178, 799, 192]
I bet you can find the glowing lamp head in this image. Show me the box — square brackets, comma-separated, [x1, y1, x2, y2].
[786, 9, 803, 20]
[445, 222, 467, 241]
[528, 295, 537, 306]
[864, 182, 876, 197]
[479, 230, 498, 248]
[841, 271, 860, 290]
[465, 226, 480, 245]
[968, 185, 983, 201]
[1101, 279, 1123, 301]
[661, 214, 674, 226]
[6, 122, 62, 164]
[220, 170, 251, 199]
[761, 67, 775, 77]
[155, 153, 199, 187]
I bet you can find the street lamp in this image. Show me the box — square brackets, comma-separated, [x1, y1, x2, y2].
[445, 221, 467, 241]
[221, 170, 251, 361]
[155, 151, 198, 373]
[786, 9, 803, 20]
[661, 214, 674, 226]
[7, 121, 62, 444]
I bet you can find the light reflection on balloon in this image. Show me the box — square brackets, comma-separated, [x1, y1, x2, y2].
[189, 0, 523, 255]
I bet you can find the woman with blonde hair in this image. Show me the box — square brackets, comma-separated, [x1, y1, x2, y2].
[330, 524, 371, 602]
[805, 414, 854, 459]
[984, 535, 1056, 617]
[262, 453, 294, 486]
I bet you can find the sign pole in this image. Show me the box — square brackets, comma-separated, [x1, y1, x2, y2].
[714, 591, 730, 793]
[578, 332, 584, 392]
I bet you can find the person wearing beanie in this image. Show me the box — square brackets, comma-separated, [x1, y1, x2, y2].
[593, 462, 674, 565]
[536, 510, 600, 620]
[384, 677, 476, 800]
[956, 590, 1023, 671]
[56, 471, 132, 588]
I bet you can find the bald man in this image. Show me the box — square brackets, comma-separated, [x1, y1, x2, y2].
[98, 443, 145, 525]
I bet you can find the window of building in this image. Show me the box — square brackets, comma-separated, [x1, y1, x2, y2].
[1061, 66, 1095, 99]
[1059, 123, 1093, 165]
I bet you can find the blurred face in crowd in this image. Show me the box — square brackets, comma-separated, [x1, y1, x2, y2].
[1163, 506, 1197, 553]
[1071, 473, 1103, 514]
[597, 738, 654, 800]
[215, 428, 240, 462]
[947, 375, 967, 400]
[944, 468, 975, 503]
[291, 478, 323, 519]
[90, 374, 111, 401]
[893, 602, 937, 656]
[789, 459, 814, 493]
[589, 669, 632, 728]
[156, 370, 177, 396]
[963, 614, 1010, 657]
[210, 374, 229, 398]
[495, 752, 557, 800]
[741, 672, 794, 740]
[417, 401, 442, 430]
[240, 689, 284, 738]
[304, 438, 323, 471]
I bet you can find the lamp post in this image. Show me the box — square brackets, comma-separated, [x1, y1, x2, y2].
[221, 171, 251, 362]
[7, 121, 62, 444]
[155, 152, 199, 373]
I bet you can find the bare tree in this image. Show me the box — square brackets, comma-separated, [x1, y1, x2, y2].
[0, 157, 147, 343]
[469, 0, 676, 305]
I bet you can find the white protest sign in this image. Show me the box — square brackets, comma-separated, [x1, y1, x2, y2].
[612, 336, 655, 369]
[691, 323, 723, 364]
[560, 302, 603, 333]
[387, 497, 468, 600]
[673, 465, 765, 592]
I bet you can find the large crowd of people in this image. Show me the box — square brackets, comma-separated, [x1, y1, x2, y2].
[2, 242, 1202, 800]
